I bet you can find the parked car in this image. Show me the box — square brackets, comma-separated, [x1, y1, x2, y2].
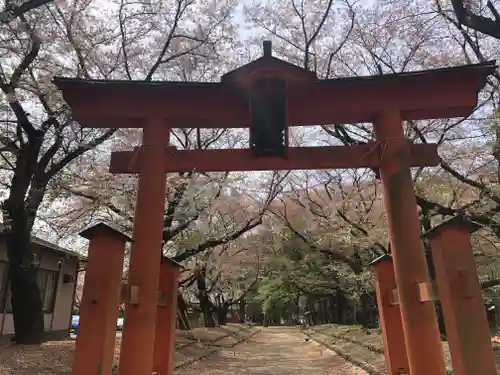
[71, 315, 80, 334]
[71, 315, 124, 335]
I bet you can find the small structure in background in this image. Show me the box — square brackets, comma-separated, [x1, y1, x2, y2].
[0, 223, 85, 343]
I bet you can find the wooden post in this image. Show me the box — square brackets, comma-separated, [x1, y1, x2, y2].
[425, 216, 497, 375]
[373, 111, 447, 375]
[118, 121, 169, 375]
[370, 254, 409, 375]
[153, 258, 182, 375]
[72, 223, 131, 375]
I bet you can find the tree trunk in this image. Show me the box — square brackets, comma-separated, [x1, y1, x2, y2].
[328, 295, 336, 323]
[199, 297, 214, 327]
[324, 299, 329, 323]
[198, 292, 215, 327]
[358, 292, 374, 328]
[369, 291, 378, 327]
[3, 135, 48, 345]
[296, 295, 301, 324]
[215, 305, 229, 325]
[195, 270, 215, 327]
[6, 218, 44, 344]
[204, 311, 216, 327]
[336, 289, 347, 324]
[177, 292, 190, 330]
[238, 299, 246, 323]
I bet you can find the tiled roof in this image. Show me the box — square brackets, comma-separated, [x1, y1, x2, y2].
[0, 223, 86, 260]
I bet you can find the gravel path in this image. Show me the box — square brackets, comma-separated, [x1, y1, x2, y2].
[174, 327, 369, 375]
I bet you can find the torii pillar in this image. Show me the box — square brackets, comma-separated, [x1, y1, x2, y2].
[153, 258, 182, 375]
[374, 111, 446, 375]
[72, 223, 131, 375]
[118, 121, 169, 375]
[370, 254, 409, 375]
[424, 217, 497, 375]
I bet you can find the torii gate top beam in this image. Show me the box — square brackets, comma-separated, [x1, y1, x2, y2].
[52, 42, 495, 173]
[53, 58, 496, 130]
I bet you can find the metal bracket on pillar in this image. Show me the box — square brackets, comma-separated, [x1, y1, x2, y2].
[388, 288, 399, 306]
[417, 281, 438, 303]
[120, 283, 139, 305]
[157, 291, 166, 307]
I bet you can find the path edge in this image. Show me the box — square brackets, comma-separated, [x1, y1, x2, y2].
[301, 329, 385, 375]
[173, 326, 262, 370]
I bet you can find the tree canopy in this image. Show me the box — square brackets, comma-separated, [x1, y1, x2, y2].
[1, 0, 500, 339]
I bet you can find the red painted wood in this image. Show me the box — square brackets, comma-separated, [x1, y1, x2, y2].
[109, 143, 439, 174]
[117, 120, 169, 375]
[57, 53, 494, 375]
[54, 62, 493, 129]
[153, 261, 179, 375]
[428, 222, 497, 375]
[72, 231, 126, 375]
[374, 111, 447, 375]
[372, 256, 410, 375]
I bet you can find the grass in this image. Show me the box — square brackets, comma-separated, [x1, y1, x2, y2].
[304, 324, 500, 374]
[0, 323, 258, 375]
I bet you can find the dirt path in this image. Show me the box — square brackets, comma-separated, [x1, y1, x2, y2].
[174, 327, 369, 375]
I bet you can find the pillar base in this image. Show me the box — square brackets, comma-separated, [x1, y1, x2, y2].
[72, 223, 130, 375]
[153, 259, 181, 375]
[370, 254, 409, 375]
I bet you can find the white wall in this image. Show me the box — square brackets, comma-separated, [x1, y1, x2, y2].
[0, 312, 54, 335]
[52, 257, 78, 331]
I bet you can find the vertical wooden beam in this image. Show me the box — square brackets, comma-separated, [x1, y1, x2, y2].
[153, 258, 182, 375]
[118, 120, 169, 375]
[370, 254, 409, 375]
[72, 223, 130, 375]
[373, 110, 446, 375]
[425, 217, 497, 375]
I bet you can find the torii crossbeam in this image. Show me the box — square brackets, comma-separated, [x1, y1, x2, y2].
[109, 142, 439, 174]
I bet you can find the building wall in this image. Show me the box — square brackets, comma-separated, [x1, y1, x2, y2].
[52, 257, 78, 333]
[0, 239, 79, 340]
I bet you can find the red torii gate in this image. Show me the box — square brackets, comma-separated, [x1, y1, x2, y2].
[54, 41, 496, 375]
